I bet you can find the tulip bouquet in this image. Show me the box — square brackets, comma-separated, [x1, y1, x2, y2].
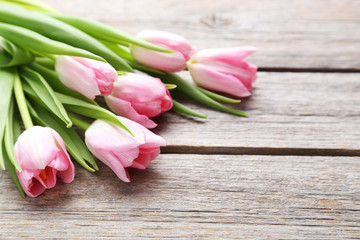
[0, 0, 257, 197]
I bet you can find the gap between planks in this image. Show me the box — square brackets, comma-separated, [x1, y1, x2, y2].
[259, 67, 360, 73]
[161, 146, 360, 157]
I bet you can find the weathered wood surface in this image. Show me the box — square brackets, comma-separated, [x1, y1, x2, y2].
[1, 155, 360, 239]
[154, 71, 360, 154]
[1, 1, 359, 239]
[43, 0, 360, 70]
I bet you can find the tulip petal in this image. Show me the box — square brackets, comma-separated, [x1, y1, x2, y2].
[106, 73, 173, 128]
[119, 117, 166, 148]
[161, 90, 173, 112]
[191, 46, 257, 64]
[51, 134, 75, 183]
[106, 160, 131, 183]
[85, 120, 143, 151]
[17, 169, 46, 197]
[34, 166, 57, 189]
[86, 139, 138, 173]
[14, 126, 61, 170]
[55, 56, 100, 100]
[131, 147, 161, 169]
[114, 74, 167, 103]
[106, 96, 157, 129]
[21, 177, 46, 198]
[73, 57, 117, 96]
[137, 30, 193, 60]
[142, 130, 167, 149]
[120, 117, 166, 148]
[85, 119, 144, 175]
[14, 126, 74, 197]
[85, 118, 165, 182]
[247, 62, 258, 84]
[131, 46, 187, 72]
[107, 161, 131, 182]
[189, 63, 251, 97]
[131, 100, 163, 117]
[201, 60, 257, 90]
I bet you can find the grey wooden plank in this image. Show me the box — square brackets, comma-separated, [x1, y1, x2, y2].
[1, 154, 360, 239]
[152, 71, 360, 153]
[42, 0, 360, 70]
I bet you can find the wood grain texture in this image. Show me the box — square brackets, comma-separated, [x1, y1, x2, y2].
[152, 71, 360, 153]
[1, 1, 359, 239]
[42, 0, 360, 70]
[1, 154, 360, 239]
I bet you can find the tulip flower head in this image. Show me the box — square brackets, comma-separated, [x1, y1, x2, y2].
[131, 30, 193, 72]
[85, 117, 166, 182]
[105, 73, 173, 129]
[15, 126, 75, 197]
[188, 47, 257, 97]
[55, 56, 118, 100]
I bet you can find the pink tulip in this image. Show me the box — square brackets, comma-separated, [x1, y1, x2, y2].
[188, 47, 257, 97]
[15, 126, 75, 197]
[55, 56, 118, 100]
[85, 117, 166, 182]
[131, 30, 193, 72]
[105, 73, 173, 129]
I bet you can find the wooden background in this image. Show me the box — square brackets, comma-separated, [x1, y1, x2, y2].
[1, 0, 360, 239]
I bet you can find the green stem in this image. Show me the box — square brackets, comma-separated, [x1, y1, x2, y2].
[172, 100, 207, 119]
[68, 114, 91, 130]
[197, 87, 241, 103]
[14, 71, 33, 129]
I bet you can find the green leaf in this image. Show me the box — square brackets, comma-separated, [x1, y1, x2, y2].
[28, 102, 98, 172]
[2, 142, 25, 198]
[0, 22, 104, 62]
[172, 100, 207, 119]
[34, 57, 55, 69]
[101, 41, 133, 60]
[13, 69, 33, 129]
[0, 68, 16, 170]
[128, 60, 165, 75]
[4, 98, 22, 171]
[20, 67, 72, 128]
[0, 36, 34, 67]
[48, 13, 172, 53]
[0, 3, 132, 71]
[12, 114, 21, 140]
[197, 87, 241, 103]
[2, 109, 26, 197]
[56, 93, 133, 136]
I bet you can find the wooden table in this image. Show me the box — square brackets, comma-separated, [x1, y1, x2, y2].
[1, 0, 360, 239]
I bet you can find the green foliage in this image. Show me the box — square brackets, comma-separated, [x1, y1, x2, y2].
[0, 3, 132, 71]
[20, 67, 72, 128]
[0, 36, 33, 67]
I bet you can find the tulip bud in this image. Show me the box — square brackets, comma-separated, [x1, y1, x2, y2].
[85, 117, 166, 182]
[15, 126, 75, 197]
[131, 30, 193, 72]
[188, 47, 257, 97]
[105, 73, 173, 129]
[55, 56, 118, 100]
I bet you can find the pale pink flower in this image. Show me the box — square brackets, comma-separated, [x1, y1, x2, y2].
[15, 126, 75, 197]
[188, 47, 257, 97]
[85, 117, 166, 182]
[105, 73, 173, 129]
[131, 30, 193, 72]
[55, 56, 118, 100]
